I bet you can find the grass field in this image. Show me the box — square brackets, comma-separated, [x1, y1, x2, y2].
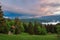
[0, 33, 59, 40]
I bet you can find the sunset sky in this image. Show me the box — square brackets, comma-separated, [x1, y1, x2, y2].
[0, 0, 60, 18]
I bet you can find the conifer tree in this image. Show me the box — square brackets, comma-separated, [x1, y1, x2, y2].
[23, 22, 28, 32]
[34, 21, 40, 35]
[14, 17, 22, 34]
[0, 5, 8, 34]
[34, 21, 47, 35]
[56, 23, 60, 40]
[27, 22, 34, 35]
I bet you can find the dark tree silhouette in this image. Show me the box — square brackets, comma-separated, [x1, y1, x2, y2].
[34, 21, 39, 35]
[27, 22, 34, 35]
[45, 24, 57, 33]
[56, 23, 60, 40]
[14, 17, 21, 34]
[0, 5, 8, 34]
[34, 21, 42, 35]
[23, 22, 28, 33]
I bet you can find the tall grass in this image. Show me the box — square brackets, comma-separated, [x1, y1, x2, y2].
[0, 33, 58, 40]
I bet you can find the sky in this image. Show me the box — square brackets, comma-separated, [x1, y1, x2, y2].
[0, 0, 60, 18]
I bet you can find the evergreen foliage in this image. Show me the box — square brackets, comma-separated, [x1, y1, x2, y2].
[27, 22, 34, 35]
[0, 6, 8, 34]
[14, 17, 22, 34]
[56, 23, 60, 34]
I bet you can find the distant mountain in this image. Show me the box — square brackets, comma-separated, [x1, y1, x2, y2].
[21, 18, 49, 22]
[40, 15, 60, 22]
[3, 11, 60, 22]
[21, 15, 60, 22]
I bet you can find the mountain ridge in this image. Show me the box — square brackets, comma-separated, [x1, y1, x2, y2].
[3, 11, 60, 22]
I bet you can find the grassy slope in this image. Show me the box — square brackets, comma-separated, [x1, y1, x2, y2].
[0, 33, 58, 40]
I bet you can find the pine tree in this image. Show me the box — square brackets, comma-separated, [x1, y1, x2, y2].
[23, 22, 28, 32]
[34, 21, 40, 35]
[56, 23, 60, 34]
[56, 23, 60, 40]
[14, 17, 22, 34]
[27, 22, 34, 35]
[41, 25, 47, 35]
[0, 5, 8, 34]
[34, 21, 47, 35]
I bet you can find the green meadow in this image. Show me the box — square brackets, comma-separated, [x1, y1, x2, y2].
[0, 33, 59, 40]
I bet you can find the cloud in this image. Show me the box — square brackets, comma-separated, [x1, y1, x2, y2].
[3, 16, 9, 19]
[1, 0, 60, 17]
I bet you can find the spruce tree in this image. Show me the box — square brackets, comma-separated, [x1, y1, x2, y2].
[27, 22, 34, 35]
[56, 23, 60, 40]
[34, 21, 40, 35]
[0, 5, 8, 34]
[14, 17, 22, 34]
[23, 22, 28, 32]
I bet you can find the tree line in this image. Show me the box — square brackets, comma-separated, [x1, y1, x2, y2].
[0, 17, 59, 35]
[0, 5, 60, 35]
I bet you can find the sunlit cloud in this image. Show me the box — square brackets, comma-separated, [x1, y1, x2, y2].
[0, 0, 60, 17]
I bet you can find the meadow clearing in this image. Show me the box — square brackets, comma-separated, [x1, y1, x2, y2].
[0, 33, 59, 40]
